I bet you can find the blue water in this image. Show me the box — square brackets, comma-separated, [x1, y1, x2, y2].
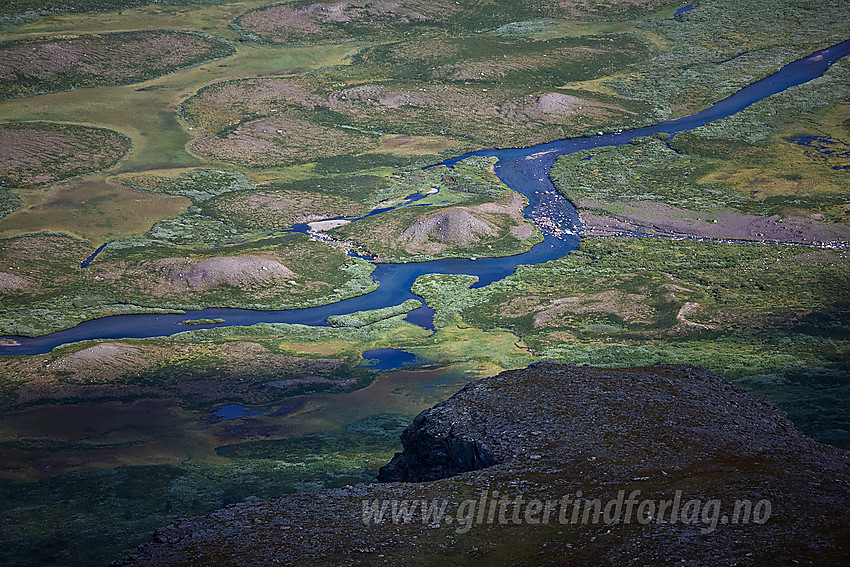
[360, 348, 418, 370]
[716, 52, 747, 66]
[80, 240, 113, 268]
[667, 2, 696, 20]
[785, 134, 850, 158]
[211, 404, 267, 422]
[2, 39, 849, 356]
[403, 305, 437, 330]
[289, 187, 438, 239]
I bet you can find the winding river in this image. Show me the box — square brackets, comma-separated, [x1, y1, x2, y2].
[2, 38, 849, 356]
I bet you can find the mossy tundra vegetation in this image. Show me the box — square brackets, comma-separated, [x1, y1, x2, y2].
[0, 0, 848, 564]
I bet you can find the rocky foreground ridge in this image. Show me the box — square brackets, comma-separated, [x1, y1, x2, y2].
[115, 364, 850, 566]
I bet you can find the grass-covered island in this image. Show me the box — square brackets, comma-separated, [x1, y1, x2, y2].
[179, 318, 226, 326]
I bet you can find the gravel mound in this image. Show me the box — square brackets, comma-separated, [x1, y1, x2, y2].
[152, 256, 294, 290]
[0, 271, 28, 292]
[398, 208, 497, 251]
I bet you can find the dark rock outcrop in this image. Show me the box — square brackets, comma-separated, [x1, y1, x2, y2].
[378, 410, 497, 482]
[115, 364, 850, 566]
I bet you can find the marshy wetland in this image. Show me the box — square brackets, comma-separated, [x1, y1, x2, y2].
[1, 0, 850, 564]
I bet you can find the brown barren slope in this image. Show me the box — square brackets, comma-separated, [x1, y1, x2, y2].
[0, 122, 130, 187]
[0, 30, 234, 100]
[238, 0, 674, 43]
